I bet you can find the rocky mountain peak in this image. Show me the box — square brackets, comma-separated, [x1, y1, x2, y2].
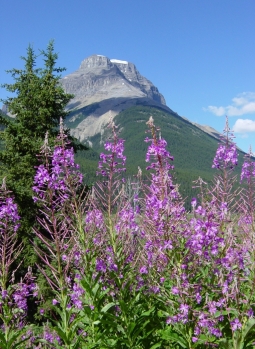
[62, 54, 166, 109]
[79, 55, 113, 70]
[61, 54, 169, 142]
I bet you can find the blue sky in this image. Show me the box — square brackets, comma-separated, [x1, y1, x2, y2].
[0, 0, 254, 153]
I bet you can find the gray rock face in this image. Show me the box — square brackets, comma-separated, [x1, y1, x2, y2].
[61, 54, 169, 143]
[1, 104, 8, 114]
[61, 54, 166, 109]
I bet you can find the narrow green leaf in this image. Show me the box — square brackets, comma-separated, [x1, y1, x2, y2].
[101, 302, 116, 313]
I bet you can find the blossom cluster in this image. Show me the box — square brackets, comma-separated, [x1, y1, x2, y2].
[212, 143, 238, 169]
[0, 195, 20, 232]
[241, 158, 255, 181]
[97, 120, 126, 178]
[212, 118, 238, 170]
[33, 145, 83, 203]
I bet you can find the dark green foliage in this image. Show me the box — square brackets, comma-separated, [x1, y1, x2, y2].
[75, 147, 99, 184]
[0, 41, 80, 266]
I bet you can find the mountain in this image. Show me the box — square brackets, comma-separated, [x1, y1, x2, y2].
[61, 54, 223, 147]
[62, 54, 166, 108]
[61, 54, 171, 143]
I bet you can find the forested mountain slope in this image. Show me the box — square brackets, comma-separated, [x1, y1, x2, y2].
[75, 105, 246, 205]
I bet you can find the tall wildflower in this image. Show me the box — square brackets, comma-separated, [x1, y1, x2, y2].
[211, 116, 239, 211]
[85, 119, 153, 348]
[0, 179, 36, 347]
[142, 116, 185, 273]
[33, 119, 83, 288]
[92, 118, 141, 257]
[33, 119, 84, 348]
[91, 118, 144, 276]
[95, 118, 126, 217]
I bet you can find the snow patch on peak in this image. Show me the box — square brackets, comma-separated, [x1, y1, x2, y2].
[97, 55, 105, 57]
[111, 59, 128, 64]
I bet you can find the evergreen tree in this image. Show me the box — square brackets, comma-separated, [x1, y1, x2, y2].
[0, 41, 84, 265]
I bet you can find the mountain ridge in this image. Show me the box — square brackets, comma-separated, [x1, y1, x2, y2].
[61, 54, 173, 143]
[61, 54, 166, 108]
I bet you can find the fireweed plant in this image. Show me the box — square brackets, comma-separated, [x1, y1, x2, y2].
[85, 119, 158, 348]
[0, 179, 37, 348]
[2, 115, 255, 348]
[32, 119, 87, 349]
[148, 118, 255, 348]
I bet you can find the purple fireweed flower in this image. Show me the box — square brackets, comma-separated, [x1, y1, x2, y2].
[85, 209, 106, 232]
[1, 290, 8, 299]
[0, 196, 20, 232]
[43, 328, 62, 344]
[149, 286, 160, 294]
[166, 315, 178, 324]
[210, 327, 222, 337]
[140, 266, 148, 274]
[74, 273, 81, 280]
[33, 165, 50, 187]
[238, 215, 252, 226]
[13, 286, 29, 311]
[166, 317, 172, 324]
[179, 303, 189, 315]
[241, 161, 255, 181]
[96, 121, 126, 178]
[220, 202, 228, 219]
[44, 331, 54, 343]
[241, 147, 255, 182]
[109, 263, 118, 272]
[194, 327, 201, 336]
[52, 299, 59, 305]
[33, 132, 83, 205]
[70, 283, 84, 309]
[212, 117, 238, 170]
[74, 251, 81, 262]
[196, 292, 202, 304]
[247, 308, 254, 317]
[195, 205, 206, 216]
[143, 117, 186, 272]
[231, 318, 242, 331]
[191, 197, 197, 209]
[212, 143, 238, 169]
[207, 301, 217, 315]
[96, 259, 107, 273]
[115, 205, 141, 238]
[185, 205, 225, 258]
[222, 281, 229, 294]
[172, 286, 179, 295]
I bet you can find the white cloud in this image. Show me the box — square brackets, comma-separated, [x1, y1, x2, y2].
[205, 92, 255, 117]
[233, 119, 255, 133]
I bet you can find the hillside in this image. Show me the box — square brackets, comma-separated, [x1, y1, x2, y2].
[74, 105, 245, 206]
